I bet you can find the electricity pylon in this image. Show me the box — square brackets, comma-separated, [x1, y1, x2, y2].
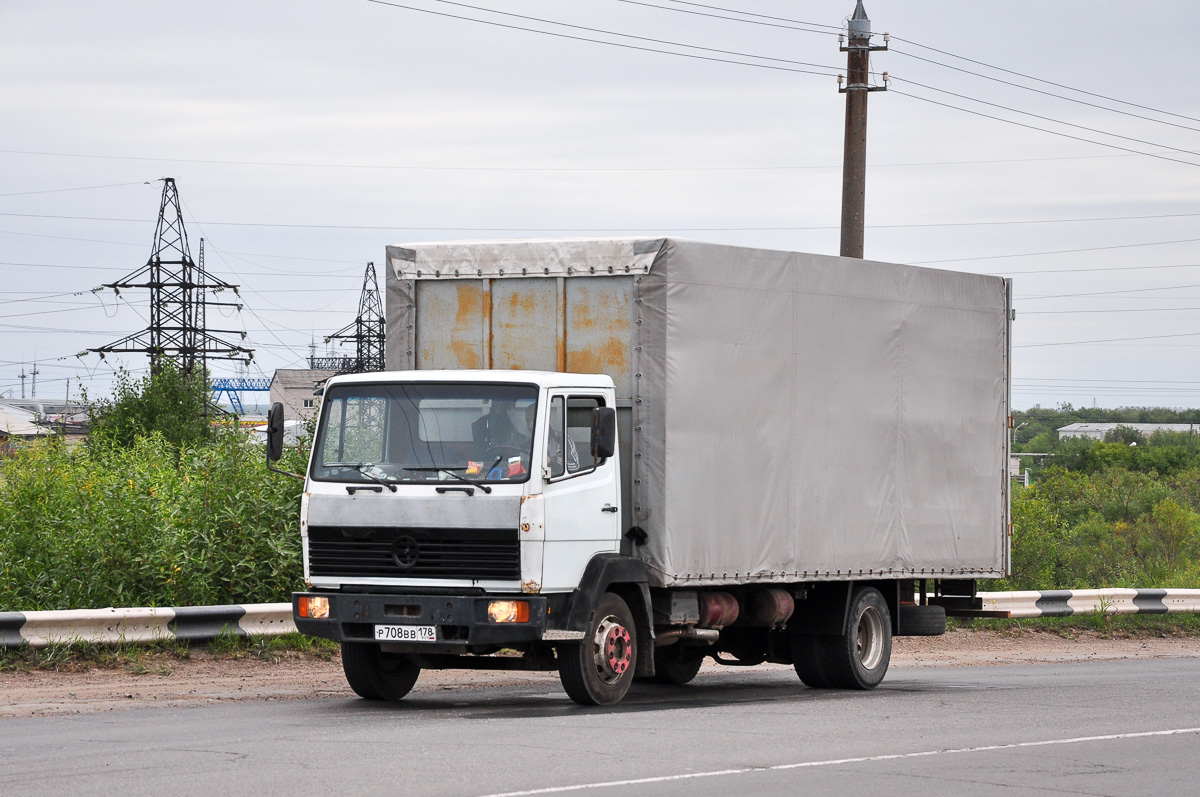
[310, 261, 385, 373]
[90, 178, 251, 374]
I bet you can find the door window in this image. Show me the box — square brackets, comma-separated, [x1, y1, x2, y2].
[566, 397, 600, 473]
[546, 394, 603, 480]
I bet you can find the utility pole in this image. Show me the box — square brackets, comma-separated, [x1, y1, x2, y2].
[19, 368, 26, 399]
[838, 1, 888, 259]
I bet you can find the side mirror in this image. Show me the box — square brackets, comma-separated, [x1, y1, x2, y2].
[591, 407, 617, 461]
[267, 402, 285, 462]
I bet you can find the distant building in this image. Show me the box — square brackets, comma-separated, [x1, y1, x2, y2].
[0, 400, 90, 448]
[269, 369, 338, 422]
[0, 403, 49, 455]
[1058, 422, 1199, 440]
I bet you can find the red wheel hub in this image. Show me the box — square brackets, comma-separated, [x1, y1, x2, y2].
[603, 624, 632, 675]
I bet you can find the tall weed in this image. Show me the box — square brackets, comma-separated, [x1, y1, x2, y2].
[991, 467, 1200, 590]
[0, 430, 309, 611]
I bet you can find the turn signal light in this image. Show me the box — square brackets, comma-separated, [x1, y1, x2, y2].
[487, 600, 530, 623]
[298, 596, 330, 619]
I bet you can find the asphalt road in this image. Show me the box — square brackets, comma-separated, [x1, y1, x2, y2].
[2, 658, 1198, 796]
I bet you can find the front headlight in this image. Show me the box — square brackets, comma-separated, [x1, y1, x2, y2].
[298, 596, 330, 619]
[487, 600, 530, 623]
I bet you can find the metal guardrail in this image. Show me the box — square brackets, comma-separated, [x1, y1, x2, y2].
[0, 604, 296, 648]
[1, 589, 1198, 648]
[980, 589, 1200, 619]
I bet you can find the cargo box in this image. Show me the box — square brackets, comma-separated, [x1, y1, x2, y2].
[386, 238, 1011, 588]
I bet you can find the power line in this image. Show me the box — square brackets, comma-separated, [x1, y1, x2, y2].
[419, 0, 840, 72]
[0, 260, 364, 278]
[6, 210, 1200, 233]
[203, 242, 361, 274]
[892, 76, 1200, 159]
[0, 290, 88, 307]
[613, 0, 838, 35]
[1022, 282, 1200, 301]
[891, 89, 1200, 170]
[1003, 262, 1200, 276]
[888, 35, 1200, 126]
[1020, 306, 1200, 315]
[195, 238, 309, 361]
[1020, 297, 1200, 302]
[889, 48, 1200, 135]
[0, 146, 1182, 172]
[0, 228, 147, 247]
[911, 236, 1200, 265]
[1016, 331, 1200, 348]
[0, 181, 151, 198]
[0, 305, 108, 321]
[0, 324, 138, 334]
[1016, 377, 1200, 385]
[361, 0, 836, 78]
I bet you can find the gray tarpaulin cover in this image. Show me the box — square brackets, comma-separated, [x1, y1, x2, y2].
[388, 238, 1010, 588]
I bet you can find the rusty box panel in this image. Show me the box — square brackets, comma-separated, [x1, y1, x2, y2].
[414, 279, 486, 370]
[564, 277, 635, 399]
[412, 276, 636, 398]
[491, 278, 558, 372]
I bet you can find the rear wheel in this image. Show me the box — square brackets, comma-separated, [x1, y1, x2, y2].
[341, 642, 421, 701]
[558, 592, 637, 705]
[823, 587, 891, 690]
[791, 633, 832, 688]
[650, 643, 705, 685]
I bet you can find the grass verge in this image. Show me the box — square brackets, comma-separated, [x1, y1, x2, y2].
[948, 612, 1200, 639]
[0, 633, 338, 673]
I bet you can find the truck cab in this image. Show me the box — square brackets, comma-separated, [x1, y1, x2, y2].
[287, 370, 646, 705]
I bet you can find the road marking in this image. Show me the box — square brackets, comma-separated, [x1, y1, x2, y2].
[479, 727, 1200, 797]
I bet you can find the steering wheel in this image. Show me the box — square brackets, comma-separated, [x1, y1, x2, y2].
[484, 444, 528, 463]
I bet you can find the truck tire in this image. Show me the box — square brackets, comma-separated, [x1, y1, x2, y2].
[341, 642, 421, 701]
[822, 586, 891, 690]
[791, 633, 832, 689]
[898, 603, 946, 636]
[649, 643, 705, 685]
[558, 592, 638, 705]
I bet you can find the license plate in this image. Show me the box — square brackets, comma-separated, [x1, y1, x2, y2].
[374, 624, 437, 642]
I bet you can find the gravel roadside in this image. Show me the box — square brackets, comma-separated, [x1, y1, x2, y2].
[3, 629, 1197, 718]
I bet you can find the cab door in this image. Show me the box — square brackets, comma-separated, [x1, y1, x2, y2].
[540, 391, 620, 592]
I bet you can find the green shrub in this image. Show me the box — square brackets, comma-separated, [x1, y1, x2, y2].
[0, 428, 309, 611]
[86, 362, 213, 451]
[988, 465, 1200, 591]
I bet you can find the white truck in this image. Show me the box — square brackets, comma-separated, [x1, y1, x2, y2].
[273, 238, 1012, 705]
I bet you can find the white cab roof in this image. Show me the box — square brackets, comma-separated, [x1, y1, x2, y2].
[324, 370, 614, 391]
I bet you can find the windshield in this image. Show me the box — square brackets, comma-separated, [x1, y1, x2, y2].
[311, 382, 538, 484]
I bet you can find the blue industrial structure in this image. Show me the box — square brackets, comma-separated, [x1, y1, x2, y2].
[210, 377, 270, 415]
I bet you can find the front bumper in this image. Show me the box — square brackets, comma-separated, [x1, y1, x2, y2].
[293, 591, 550, 647]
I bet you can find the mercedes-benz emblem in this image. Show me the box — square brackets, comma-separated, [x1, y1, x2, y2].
[392, 536, 419, 569]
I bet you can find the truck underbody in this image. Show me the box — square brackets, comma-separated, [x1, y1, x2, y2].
[293, 568, 978, 705]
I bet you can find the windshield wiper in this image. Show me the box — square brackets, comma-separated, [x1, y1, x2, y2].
[342, 463, 398, 493]
[403, 455, 503, 494]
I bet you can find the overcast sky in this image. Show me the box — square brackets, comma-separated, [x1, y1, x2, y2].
[2, 0, 1198, 411]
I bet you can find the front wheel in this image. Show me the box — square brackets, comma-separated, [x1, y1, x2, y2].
[558, 592, 638, 705]
[341, 642, 421, 701]
[823, 586, 892, 690]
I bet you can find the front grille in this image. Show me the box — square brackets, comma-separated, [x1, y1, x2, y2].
[307, 526, 520, 580]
